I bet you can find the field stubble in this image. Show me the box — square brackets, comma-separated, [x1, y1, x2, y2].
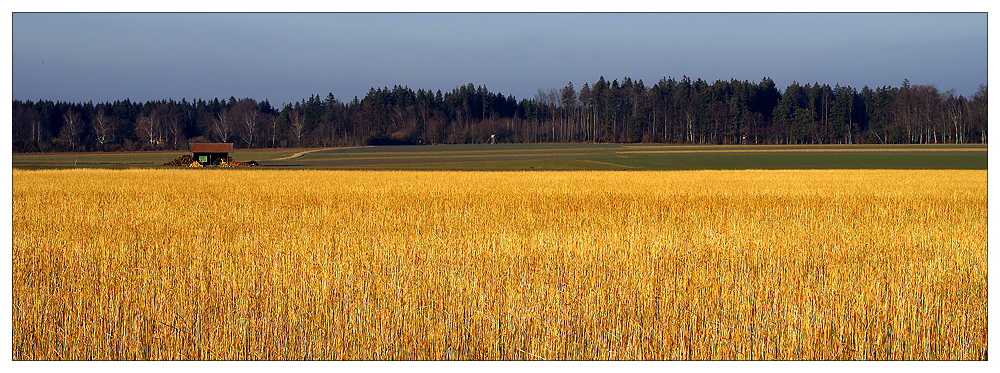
[12, 169, 987, 360]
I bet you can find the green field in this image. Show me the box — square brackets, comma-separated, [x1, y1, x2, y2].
[12, 143, 987, 170]
[11, 148, 298, 169]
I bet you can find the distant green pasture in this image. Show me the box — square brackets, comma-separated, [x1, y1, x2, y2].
[12, 143, 987, 170]
[266, 143, 987, 170]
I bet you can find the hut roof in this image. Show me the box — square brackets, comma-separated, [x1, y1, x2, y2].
[190, 143, 233, 153]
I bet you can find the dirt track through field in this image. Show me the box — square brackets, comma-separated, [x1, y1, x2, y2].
[270, 147, 371, 160]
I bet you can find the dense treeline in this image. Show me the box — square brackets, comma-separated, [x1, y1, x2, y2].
[11, 76, 987, 152]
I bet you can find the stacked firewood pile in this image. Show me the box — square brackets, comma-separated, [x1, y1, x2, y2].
[163, 155, 195, 166]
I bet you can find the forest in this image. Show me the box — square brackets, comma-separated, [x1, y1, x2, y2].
[11, 76, 988, 152]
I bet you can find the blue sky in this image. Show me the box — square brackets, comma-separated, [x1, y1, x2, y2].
[12, 13, 988, 106]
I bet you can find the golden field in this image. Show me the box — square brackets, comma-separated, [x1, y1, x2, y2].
[11, 169, 987, 360]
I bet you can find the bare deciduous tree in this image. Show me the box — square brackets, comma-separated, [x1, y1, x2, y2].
[266, 114, 279, 148]
[134, 113, 154, 145]
[970, 85, 987, 143]
[166, 115, 184, 149]
[213, 109, 233, 143]
[91, 109, 115, 147]
[942, 90, 966, 144]
[235, 98, 260, 148]
[136, 106, 168, 147]
[289, 110, 306, 147]
[60, 108, 84, 150]
[30, 111, 43, 146]
[14, 104, 44, 147]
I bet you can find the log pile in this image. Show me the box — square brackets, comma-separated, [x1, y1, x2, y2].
[163, 155, 195, 166]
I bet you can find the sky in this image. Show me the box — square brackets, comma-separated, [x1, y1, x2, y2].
[11, 12, 988, 107]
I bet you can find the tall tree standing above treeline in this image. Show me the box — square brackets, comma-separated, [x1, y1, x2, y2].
[11, 77, 987, 152]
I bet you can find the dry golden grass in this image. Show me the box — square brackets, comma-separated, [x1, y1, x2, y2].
[12, 169, 986, 360]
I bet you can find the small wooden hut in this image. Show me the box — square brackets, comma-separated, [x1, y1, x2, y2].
[190, 143, 233, 165]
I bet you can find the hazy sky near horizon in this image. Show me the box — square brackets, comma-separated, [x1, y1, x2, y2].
[12, 13, 987, 106]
